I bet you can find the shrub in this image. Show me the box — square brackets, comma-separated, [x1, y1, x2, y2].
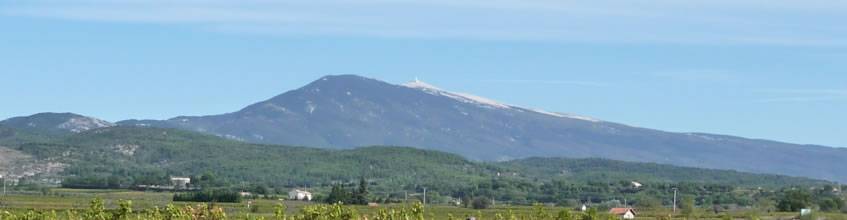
[173, 189, 242, 203]
[472, 197, 492, 209]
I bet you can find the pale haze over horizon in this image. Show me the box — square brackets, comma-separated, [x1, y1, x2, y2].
[1, 1, 845, 148]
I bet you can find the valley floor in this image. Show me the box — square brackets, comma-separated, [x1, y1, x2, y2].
[1, 189, 844, 220]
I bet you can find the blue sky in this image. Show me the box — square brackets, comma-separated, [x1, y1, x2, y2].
[1, 0, 845, 147]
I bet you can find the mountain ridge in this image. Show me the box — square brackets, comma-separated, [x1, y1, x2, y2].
[6, 75, 846, 182]
[109, 74, 847, 182]
[0, 112, 114, 135]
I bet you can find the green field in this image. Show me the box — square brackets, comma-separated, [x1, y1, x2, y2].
[2, 189, 843, 220]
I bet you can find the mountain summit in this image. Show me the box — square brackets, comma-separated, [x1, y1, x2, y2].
[403, 78, 599, 122]
[118, 75, 847, 182]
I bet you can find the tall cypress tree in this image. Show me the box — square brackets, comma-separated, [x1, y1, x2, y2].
[354, 176, 369, 205]
[325, 184, 350, 204]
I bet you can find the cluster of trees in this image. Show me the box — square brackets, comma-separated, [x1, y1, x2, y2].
[324, 177, 370, 205]
[60, 175, 127, 189]
[442, 177, 752, 208]
[439, 177, 847, 214]
[776, 188, 845, 212]
[172, 189, 242, 203]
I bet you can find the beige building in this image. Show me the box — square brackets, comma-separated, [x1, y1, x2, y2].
[170, 177, 191, 189]
[288, 189, 313, 201]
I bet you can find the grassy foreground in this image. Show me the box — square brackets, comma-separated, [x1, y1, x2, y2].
[0, 189, 843, 220]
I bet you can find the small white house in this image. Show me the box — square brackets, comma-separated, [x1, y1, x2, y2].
[801, 209, 813, 217]
[609, 208, 636, 220]
[288, 189, 313, 201]
[170, 177, 191, 189]
[630, 181, 643, 188]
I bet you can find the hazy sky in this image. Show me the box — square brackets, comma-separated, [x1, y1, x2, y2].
[1, 0, 845, 147]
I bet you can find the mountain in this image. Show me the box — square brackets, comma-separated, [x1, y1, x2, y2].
[116, 75, 847, 182]
[0, 112, 114, 135]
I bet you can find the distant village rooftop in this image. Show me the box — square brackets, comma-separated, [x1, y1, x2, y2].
[609, 208, 636, 220]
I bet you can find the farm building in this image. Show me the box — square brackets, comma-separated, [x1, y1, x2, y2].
[170, 177, 191, 189]
[630, 181, 643, 188]
[609, 208, 636, 220]
[288, 189, 313, 201]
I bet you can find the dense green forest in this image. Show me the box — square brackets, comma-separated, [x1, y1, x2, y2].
[1, 126, 843, 211]
[2, 126, 496, 191]
[501, 157, 826, 187]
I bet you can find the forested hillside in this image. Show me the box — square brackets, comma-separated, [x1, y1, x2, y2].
[0, 125, 838, 206]
[5, 126, 494, 191]
[501, 157, 826, 188]
[3, 126, 827, 188]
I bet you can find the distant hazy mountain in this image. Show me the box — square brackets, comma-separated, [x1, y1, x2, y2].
[1, 112, 114, 135]
[114, 75, 847, 182]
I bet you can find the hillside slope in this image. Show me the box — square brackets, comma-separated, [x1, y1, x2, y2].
[501, 157, 826, 187]
[10, 126, 495, 190]
[0, 126, 830, 190]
